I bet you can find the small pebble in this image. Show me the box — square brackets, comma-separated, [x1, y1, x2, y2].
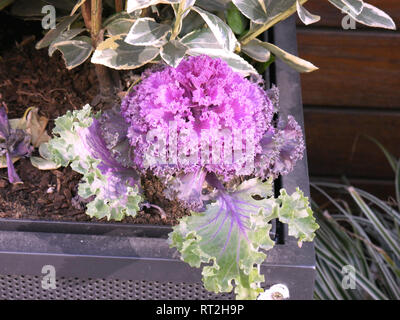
[46, 186, 55, 194]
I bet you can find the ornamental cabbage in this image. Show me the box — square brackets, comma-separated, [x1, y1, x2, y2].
[121, 55, 305, 205]
[47, 55, 318, 300]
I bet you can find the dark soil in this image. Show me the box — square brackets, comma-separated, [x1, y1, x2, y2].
[0, 13, 189, 226]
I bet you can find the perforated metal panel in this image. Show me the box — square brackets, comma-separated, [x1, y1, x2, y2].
[0, 275, 234, 300]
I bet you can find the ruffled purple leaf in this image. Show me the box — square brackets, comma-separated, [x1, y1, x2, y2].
[99, 108, 134, 168]
[0, 105, 10, 140]
[6, 152, 21, 184]
[121, 55, 274, 180]
[0, 105, 33, 183]
[255, 115, 305, 179]
[163, 168, 207, 210]
[78, 111, 140, 200]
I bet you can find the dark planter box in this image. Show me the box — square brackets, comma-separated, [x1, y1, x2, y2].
[0, 17, 315, 300]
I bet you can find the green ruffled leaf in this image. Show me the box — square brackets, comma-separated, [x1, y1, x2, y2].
[169, 178, 276, 300]
[170, 178, 318, 299]
[276, 188, 319, 246]
[47, 104, 142, 221]
[47, 104, 94, 168]
[80, 169, 142, 221]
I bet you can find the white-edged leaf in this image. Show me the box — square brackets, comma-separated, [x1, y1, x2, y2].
[187, 47, 257, 76]
[267, 0, 297, 20]
[160, 40, 188, 67]
[192, 6, 237, 52]
[70, 0, 86, 16]
[103, 11, 133, 26]
[179, 10, 207, 36]
[179, 0, 196, 19]
[106, 18, 135, 36]
[38, 142, 52, 160]
[258, 0, 267, 13]
[181, 28, 223, 49]
[329, 0, 396, 30]
[36, 14, 80, 49]
[233, 0, 296, 24]
[49, 28, 85, 56]
[296, 0, 320, 25]
[126, 0, 179, 13]
[258, 41, 318, 73]
[241, 38, 270, 62]
[30, 156, 61, 170]
[232, 0, 268, 24]
[53, 36, 93, 70]
[343, 0, 364, 15]
[195, 0, 230, 11]
[125, 17, 171, 47]
[91, 35, 160, 70]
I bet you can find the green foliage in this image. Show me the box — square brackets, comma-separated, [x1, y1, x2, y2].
[3, 0, 393, 74]
[169, 178, 318, 299]
[47, 105, 142, 221]
[312, 142, 400, 300]
[226, 2, 248, 35]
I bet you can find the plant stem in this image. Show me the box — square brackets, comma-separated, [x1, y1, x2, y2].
[170, 0, 186, 40]
[89, 0, 116, 100]
[239, 0, 308, 46]
[81, 0, 92, 30]
[91, 0, 102, 46]
[115, 0, 123, 12]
